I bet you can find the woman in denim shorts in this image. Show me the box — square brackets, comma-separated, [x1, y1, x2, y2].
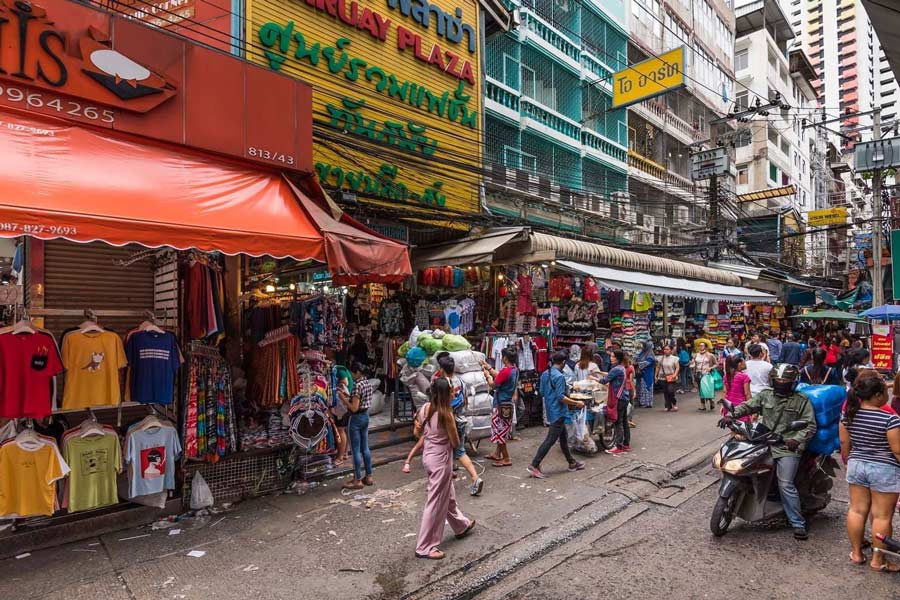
[840, 375, 900, 571]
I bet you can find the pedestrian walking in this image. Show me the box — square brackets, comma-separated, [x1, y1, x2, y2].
[656, 345, 680, 412]
[527, 352, 586, 479]
[723, 354, 751, 419]
[414, 378, 476, 560]
[482, 347, 518, 468]
[600, 350, 631, 454]
[840, 376, 900, 571]
[780, 332, 802, 366]
[635, 341, 656, 408]
[799, 348, 839, 386]
[693, 342, 718, 411]
[677, 338, 693, 394]
[434, 353, 484, 495]
[745, 344, 773, 396]
[342, 362, 375, 490]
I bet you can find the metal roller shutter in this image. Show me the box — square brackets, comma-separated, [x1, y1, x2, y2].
[42, 240, 156, 336]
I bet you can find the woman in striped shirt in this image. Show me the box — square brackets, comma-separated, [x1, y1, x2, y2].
[840, 376, 900, 571]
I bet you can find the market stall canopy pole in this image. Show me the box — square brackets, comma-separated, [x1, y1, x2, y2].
[557, 261, 777, 303]
[0, 108, 325, 261]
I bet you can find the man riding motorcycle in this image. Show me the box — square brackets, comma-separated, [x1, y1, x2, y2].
[719, 363, 817, 540]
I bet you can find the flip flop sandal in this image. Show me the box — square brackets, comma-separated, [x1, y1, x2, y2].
[492, 461, 512, 467]
[362, 476, 375, 486]
[415, 550, 445, 560]
[870, 562, 900, 572]
[342, 481, 364, 490]
[455, 520, 477, 540]
[849, 552, 868, 565]
[402, 463, 411, 474]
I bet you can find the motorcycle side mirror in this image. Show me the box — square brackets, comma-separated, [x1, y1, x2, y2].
[789, 420, 808, 431]
[719, 399, 735, 413]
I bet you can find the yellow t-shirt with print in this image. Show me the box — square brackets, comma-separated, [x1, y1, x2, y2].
[62, 331, 127, 409]
[0, 441, 68, 517]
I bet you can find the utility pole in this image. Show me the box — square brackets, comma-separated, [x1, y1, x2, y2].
[873, 107, 884, 306]
[708, 173, 719, 259]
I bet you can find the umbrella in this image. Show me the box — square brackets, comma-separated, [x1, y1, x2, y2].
[860, 305, 900, 321]
[789, 310, 867, 323]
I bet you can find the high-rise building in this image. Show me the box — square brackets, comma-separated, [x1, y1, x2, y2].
[733, 0, 819, 271]
[787, 0, 900, 145]
[482, 0, 632, 240]
[627, 0, 736, 247]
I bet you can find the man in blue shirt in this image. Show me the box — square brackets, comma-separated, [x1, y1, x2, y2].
[528, 352, 586, 479]
[765, 331, 783, 365]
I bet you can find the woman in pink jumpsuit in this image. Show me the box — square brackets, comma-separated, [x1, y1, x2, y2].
[415, 378, 476, 559]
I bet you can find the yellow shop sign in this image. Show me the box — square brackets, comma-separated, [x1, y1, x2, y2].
[246, 0, 483, 216]
[613, 46, 685, 109]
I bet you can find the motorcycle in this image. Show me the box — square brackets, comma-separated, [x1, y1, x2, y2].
[709, 399, 838, 536]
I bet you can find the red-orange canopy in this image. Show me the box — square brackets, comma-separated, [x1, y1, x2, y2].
[0, 108, 410, 283]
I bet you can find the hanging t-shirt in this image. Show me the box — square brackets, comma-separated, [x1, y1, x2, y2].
[0, 331, 63, 418]
[127, 426, 181, 498]
[61, 331, 127, 410]
[125, 331, 182, 405]
[444, 306, 462, 335]
[0, 438, 69, 517]
[491, 337, 508, 370]
[63, 433, 122, 513]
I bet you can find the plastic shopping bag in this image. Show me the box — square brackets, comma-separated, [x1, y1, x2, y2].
[711, 369, 724, 391]
[190, 471, 214, 510]
[699, 373, 716, 399]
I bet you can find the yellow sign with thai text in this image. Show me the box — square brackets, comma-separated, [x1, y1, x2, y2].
[246, 0, 482, 217]
[808, 207, 848, 227]
[613, 46, 685, 109]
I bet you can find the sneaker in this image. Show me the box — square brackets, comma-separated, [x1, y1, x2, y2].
[470, 478, 484, 496]
[606, 447, 625, 456]
[793, 527, 809, 540]
[622, 445, 632, 453]
[526, 465, 546, 479]
[568, 461, 585, 472]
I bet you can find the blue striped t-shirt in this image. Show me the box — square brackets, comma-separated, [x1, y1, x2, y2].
[842, 408, 900, 467]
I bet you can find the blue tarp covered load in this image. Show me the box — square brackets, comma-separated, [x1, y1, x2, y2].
[797, 383, 846, 455]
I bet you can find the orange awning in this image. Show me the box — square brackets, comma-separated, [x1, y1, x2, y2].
[0, 107, 325, 260]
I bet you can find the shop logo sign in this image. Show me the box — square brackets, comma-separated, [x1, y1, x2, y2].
[0, 0, 176, 112]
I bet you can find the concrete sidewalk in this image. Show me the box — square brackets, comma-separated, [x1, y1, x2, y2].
[2, 392, 724, 600]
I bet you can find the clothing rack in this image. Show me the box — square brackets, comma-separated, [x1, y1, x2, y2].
[258, 325, 292, 347]
[188, 341, 222, 359]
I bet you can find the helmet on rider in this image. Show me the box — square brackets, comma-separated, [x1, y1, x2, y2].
[770, 363, 800, 397]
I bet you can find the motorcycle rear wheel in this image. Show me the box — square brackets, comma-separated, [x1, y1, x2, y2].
[710, 494, 738, 537]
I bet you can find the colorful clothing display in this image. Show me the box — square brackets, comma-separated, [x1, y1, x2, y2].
[61, 330, 127, 410]
[0, 331, 63, 418]
[126, 420, 181, 498]
[183, 348, 237, 462]
[62, 429, 122, 513]
[125, 331, 182, 405]
[0, 434, 69, 517]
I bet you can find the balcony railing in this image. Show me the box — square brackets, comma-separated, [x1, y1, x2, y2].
[521, 98, 581, 141]
[485, 78, 520, 112]
[582, 128, 627, 163]
[628, 150, 695, 191]
[581, 52, 612, 84]
[520, 10, 580, 65]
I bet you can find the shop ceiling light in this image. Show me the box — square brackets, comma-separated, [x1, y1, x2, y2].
[265, 284, 276, 293]
[289, 283, 296, 290]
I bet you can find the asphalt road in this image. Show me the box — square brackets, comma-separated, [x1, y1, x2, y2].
[3, 394, 897, 599]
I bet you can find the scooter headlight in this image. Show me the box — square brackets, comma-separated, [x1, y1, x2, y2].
[721, 459, 746, 474]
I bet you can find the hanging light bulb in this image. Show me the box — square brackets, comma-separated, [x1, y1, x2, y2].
[289, 283, 296, 290]
[498, 273, 504, 281]
[265, 284, 276, 293]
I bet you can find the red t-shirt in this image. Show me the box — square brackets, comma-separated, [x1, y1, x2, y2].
[0, 331, 64, 418]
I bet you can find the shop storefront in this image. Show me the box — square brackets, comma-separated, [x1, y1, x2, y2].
[0, 0, 410, 556]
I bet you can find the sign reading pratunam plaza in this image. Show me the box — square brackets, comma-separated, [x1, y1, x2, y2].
[246, 0, 483, 214]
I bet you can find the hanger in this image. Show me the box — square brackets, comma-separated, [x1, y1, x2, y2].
[138, 310, 164, 334]
[15, 419, 41, 446]
[79, 309, 104, 333]
[78, 415, 106, 438]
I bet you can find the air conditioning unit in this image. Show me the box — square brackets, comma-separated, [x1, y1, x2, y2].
[675, 205, 690, 225]
[640, 214, 656, 231]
